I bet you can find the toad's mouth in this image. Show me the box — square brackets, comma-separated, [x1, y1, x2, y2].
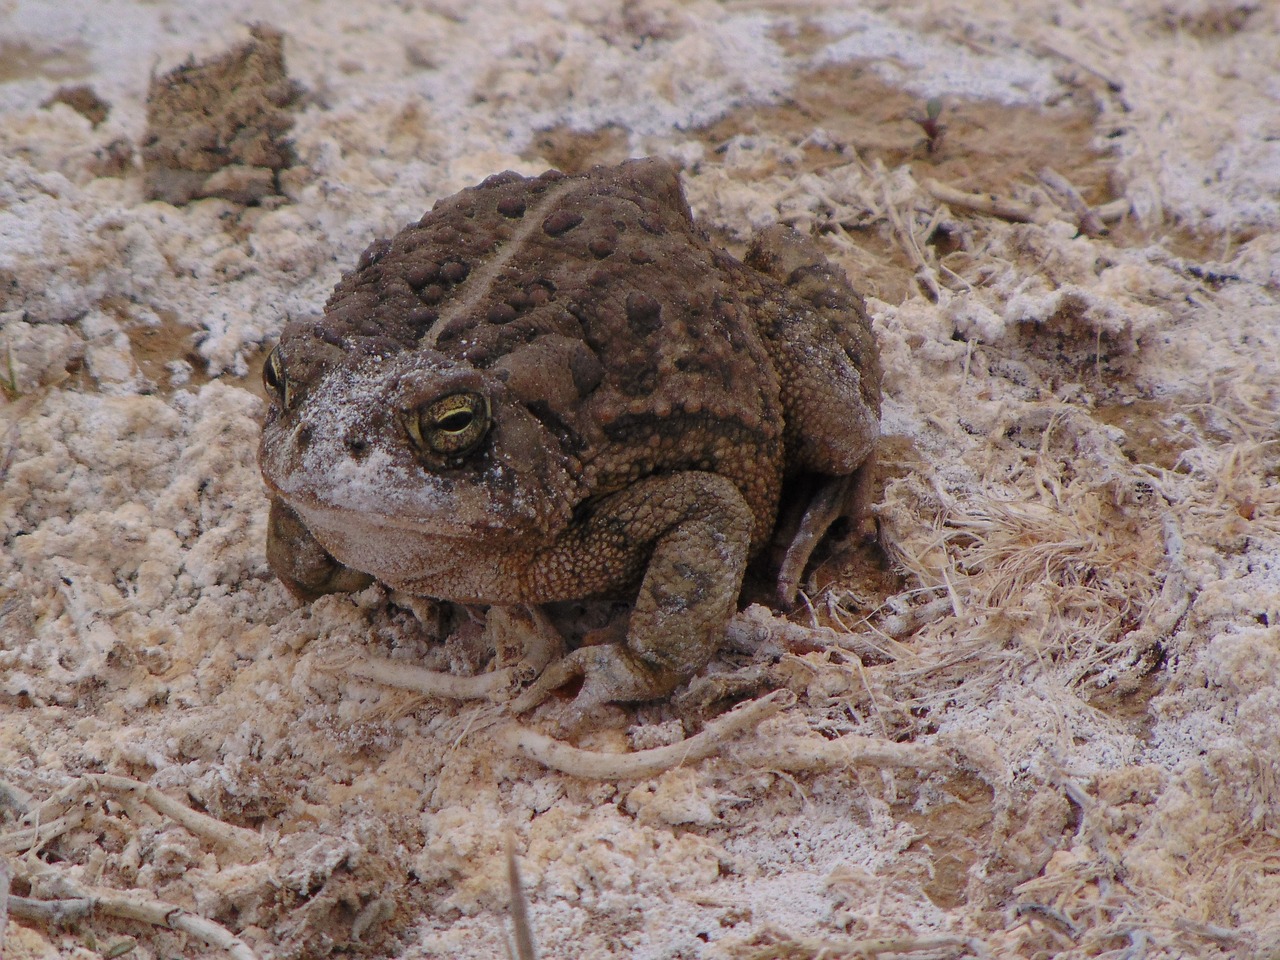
[258, 421, 547, 541]
[286, 489, 470, 536]
[279, 495, 535, 601]
[261, 469, 529, 542]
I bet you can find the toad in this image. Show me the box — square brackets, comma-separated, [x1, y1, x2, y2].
[258, 158, 880, 708]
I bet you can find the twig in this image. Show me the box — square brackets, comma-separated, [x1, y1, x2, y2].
[873, 596, 954, 641]
[3, 776, 266, 956]
[739, 932, 988, 959]
[925, 179, 1043, 224]
[8, 894, 94, 925]
[1015, 902, 1080, 938]
[724, 604, 913, 663]
[2, 774, 264, 866]
[729, 731, 952, 775]
[11, 862, 260, 960]
[1039, 167, 1107, 237]
[86, 775, 265, 861]
[495, 690, 794, 779]
[1123, 512, 1191, 654]
[19, 776, 91, 816]
[91, 888, 259, 959]
[340, 656, 514, 700]
[0, 777, 33, 816]
[1172, 917, 1247, 945]
[0, 857, 9, 952]
[882, 180, 942, 300]
[1095, 198, 1131, 223]
[506, 831, 537, 960]
[1035, 37, 1124, 92]
[0, 810, 87, 855]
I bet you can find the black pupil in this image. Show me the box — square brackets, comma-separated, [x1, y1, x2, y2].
[437, 409, 474, 433]
[265, 357, 280, 388]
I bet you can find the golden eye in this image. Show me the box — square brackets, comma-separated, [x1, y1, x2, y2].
[263, 346, 292, 407]
[406, 392, 491, 461]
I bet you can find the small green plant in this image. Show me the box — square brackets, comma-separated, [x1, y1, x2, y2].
[910, 97, 947, 155]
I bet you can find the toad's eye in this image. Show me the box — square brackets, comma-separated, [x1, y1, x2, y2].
[406, 392, 491, 461]
[263, 346, 292, 407]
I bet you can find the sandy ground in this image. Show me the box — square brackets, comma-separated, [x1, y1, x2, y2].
[2, 1, 1279, 958]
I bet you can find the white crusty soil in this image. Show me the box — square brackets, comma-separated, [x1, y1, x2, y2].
[2, 1, 1278, 958]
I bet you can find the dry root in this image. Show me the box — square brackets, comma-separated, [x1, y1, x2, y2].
[0, 773, 265, 958]
[725, 930, 988, 959]
[7, 865, 260, 960]
[730, 727, 951, 775]
[5, 848, 256, 959]
[343, 655, 516, 700]
[336, 593, 956, 779]
[724, 601, 928, 662]
[87, 773, 265, 861]
[925, 176, 1127, 232]
[495, 690, 795, 779]
[504, 830, 537, 960]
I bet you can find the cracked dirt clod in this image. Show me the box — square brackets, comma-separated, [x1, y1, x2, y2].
[141, 24, 303, 206]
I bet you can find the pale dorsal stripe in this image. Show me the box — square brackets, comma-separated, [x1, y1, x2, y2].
[420, 178, 579, 349]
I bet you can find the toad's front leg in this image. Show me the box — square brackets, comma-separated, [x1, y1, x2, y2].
[512, 472, 754, 712]
[266, 498, 375, 601]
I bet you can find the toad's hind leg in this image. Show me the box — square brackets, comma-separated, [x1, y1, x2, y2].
[511, 472, 754, 712]
[745, 225, 883, 606]
[773, 463, 876, 607]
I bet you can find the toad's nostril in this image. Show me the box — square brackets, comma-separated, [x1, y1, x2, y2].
[295, 423, 313, 449]
[346, 434, 368, 456]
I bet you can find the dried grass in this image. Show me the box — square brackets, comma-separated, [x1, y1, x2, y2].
[878, 428, 1167, 707]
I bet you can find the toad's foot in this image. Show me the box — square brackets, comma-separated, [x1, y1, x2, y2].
[508, 643, 670, 714]
[486, 605, 566, 685]
[517, 471, 754, 712]
[775, 460, 877, 608]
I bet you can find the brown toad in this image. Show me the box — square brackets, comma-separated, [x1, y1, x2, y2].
[258, 158, 880, 708]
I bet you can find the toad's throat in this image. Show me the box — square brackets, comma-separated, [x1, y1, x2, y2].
[287, 498, 535, 602]
[281, 492, 525, 542]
